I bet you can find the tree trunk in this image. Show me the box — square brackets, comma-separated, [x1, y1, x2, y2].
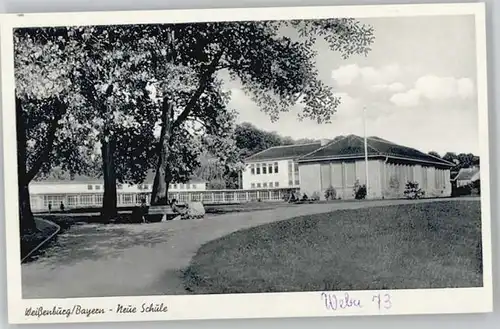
[100, 136, 118, 221]
[151, 99, 173, 205]
[16, 99, 36, 234]
[16, 97, 66, 235]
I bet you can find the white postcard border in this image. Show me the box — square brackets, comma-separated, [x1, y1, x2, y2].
[0, 2, 492, 324]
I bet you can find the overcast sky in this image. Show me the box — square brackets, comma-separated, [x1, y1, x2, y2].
[222, 15, 479, 156]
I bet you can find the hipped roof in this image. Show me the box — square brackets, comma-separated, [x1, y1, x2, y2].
[244, 142, 322, 162]
[298, 135, 455, 167]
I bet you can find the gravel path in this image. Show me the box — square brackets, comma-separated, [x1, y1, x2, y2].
[21, 198, 478, 298]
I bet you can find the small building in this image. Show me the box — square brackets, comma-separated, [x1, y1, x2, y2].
[298, 135, 455, 200]
[29, 170, 206, 211]
[241, 142, 322, 190]
[452, 167, 480, 187]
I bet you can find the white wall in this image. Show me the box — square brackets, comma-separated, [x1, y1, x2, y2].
[242, 159, 298, 189]
[29, 180, 206, 195]
[298, 159, 383, 200]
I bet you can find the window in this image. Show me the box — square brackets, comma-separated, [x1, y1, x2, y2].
[192, 184, 196, 189]
[117, 184, 123, 190]
[95, 194, 103, 204]
[179, 184, 184, 189]
[274, 162, 279, 173]
[250, 164, 255, 175]
[288, 161, 293, 186]
[186, 184, 191, 190]
[263, 182, 268, 187]
[257, 183, 261, 188]
[275, 182, 279, 187]
[80, 194, 94, 205]
[288, 180, 293, 186]
[256, 164, 261, 175]
[268, 164, 273, 174]
[294, 162, 299, 172]
[295, 179, 300, 186]
[68, 195, 79, 206]
[251, 183, 256, 189]
[95, 185, 101, 190]
[122, 193, 134, 204]
[143, 184, 149, 190]
[269, 182, 273, 188]
[87, 185, 93, 190]
[262, 164, 267, 174]
[173, 184, 178, 189]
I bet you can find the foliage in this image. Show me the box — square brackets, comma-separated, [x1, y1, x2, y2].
[207, 179, 227, 190]
[471, 179, 480, 195]
[452, 183, 472, 197]
[311, 192, 321, 201]
[403, 181, 425, 199]
[324, 186, 337, 201]
[353, 180, 367, 200]
[235, 122, 288, 159]
[442, 152, 480, 169]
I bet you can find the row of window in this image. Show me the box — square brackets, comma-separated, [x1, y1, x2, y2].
[169, 183, 202, 190]
[250, 162, 279, 175]
[250, 182, 280, 189]
[86, 183, 202, 191]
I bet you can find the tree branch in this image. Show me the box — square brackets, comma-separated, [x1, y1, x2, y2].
[25, 99, 67, 183]
[172, 50, 224, 130]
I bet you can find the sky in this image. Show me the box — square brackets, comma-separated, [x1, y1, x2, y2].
[223, 15, 479, 156]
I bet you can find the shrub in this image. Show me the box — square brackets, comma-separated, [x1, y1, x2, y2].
[404, 181, 425, 199]
[353, 180, 367, 200]
[324, 186, 337, 201]
[283, 189, 299, 202]
[451, 183, 472, 197]
[471, 180, 480, 195]
[311, 192, 321, 201]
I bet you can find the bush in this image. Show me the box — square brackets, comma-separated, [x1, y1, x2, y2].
[451, 183, 472, 197]
[324, 186, 337, 201]
[283, 189, 299, 203]
[311, 192, 321, 201]
[353, 180, 367, 200]
[404, 181, 425, 199]
[471, 180, 480, 195]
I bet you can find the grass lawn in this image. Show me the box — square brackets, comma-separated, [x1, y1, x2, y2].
[183, 200, 482, 294]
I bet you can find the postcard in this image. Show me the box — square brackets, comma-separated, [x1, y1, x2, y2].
[0, 2, 492, 324]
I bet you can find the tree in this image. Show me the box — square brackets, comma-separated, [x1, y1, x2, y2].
[14, 28, 92, 234]
[149, 19, 374, 203]
[68, 25, 166, 221]
[235, 122, 285, 159]
[428, 151, 441, 158]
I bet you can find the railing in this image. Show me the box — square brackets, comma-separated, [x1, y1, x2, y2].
[29, 188, 300, 212]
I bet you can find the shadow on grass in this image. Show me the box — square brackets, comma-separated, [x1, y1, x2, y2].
[183, 200, 483, 294]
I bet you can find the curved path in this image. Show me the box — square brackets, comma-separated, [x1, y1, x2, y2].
[22, 197, 477, 298]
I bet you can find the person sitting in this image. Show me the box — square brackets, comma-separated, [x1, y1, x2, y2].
[170, 199, 188, 220]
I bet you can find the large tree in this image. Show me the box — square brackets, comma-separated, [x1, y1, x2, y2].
[149, 19, 374, 203]
[14, 28, 93, 234]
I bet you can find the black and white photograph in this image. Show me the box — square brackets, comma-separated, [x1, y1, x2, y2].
[0, 2, 492, 324]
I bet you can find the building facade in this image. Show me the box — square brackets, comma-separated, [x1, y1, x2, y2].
[29, 172, 207, 211]
[241, 142, 322, 190]
[298, 135, 454, 200]
[452, 167, 480, 187]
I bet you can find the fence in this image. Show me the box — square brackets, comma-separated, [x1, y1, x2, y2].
[30, 188, 300, 212]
